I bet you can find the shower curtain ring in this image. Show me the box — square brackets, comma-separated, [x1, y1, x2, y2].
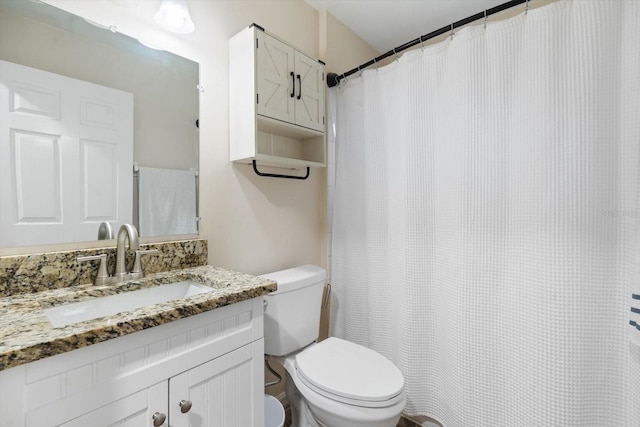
[450, 23, 454, 40]
[393, 48, 399, 62]
[420, 36, 425, 51]
[525, 0, 530, 15]
[484, 10, 488, 29]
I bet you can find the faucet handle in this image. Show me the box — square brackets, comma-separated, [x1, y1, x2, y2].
[77, 254, 109, 286]
[131, 249, 159, 279]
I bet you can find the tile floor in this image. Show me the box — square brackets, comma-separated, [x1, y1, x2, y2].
[397, 417, 421, 427]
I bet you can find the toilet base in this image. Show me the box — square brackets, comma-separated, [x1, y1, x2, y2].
[283, 360, 405, 427]
[286, 371, 323, 427]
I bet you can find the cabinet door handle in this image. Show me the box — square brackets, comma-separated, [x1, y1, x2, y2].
[296, 74, 302, 100]
[179, 399, 193, 413]
[290, 71, 295, 98]
[152, 412, 166, 426]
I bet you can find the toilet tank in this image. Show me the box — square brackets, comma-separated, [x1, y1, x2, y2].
[260, 265, 327, 356]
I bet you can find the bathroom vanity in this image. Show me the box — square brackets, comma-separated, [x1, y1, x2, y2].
[0, 265, 276, 427]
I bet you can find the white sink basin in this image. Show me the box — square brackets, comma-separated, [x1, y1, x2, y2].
[43, 280, 215, 327]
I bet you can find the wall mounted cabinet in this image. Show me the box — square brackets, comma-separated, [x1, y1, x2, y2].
[230, 24, 326, 169]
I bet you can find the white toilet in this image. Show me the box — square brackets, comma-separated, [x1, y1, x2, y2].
[261, 265, 406, 427]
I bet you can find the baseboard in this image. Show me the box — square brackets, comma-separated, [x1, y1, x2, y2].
[275, 391, 289, 409]
[275, 393, 292, 427]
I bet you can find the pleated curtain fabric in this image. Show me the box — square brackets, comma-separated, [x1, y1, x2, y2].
[330, 1, 640, 425]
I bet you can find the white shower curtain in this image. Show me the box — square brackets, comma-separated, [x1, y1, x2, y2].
[330, 1, 640, 426]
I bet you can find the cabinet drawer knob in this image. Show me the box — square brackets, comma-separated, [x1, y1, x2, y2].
[152, 412, 166, 426]
[179, 399, 193, 413]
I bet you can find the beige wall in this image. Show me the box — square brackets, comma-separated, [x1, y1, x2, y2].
[319, 9, 379, 74]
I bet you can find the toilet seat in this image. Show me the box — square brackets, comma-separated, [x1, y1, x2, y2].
[294, 337, 405, 408]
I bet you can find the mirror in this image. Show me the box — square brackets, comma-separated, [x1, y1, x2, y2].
[0, 0, 199, 249]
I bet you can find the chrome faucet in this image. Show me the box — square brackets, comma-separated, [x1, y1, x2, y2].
[114, 223, 139, 281]
[78, 224, 157, 286]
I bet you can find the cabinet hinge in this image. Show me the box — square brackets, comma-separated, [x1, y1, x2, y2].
[322, 72, 324, 81]
[323, 116, 325, 124]
[256, 38, 259, 49]
[256, 93, 259, 104]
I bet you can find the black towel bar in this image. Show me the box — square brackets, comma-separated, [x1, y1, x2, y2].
[252, 160, 310, 180]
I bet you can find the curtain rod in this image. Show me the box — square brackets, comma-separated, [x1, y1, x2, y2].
[327, 0, 530, 87]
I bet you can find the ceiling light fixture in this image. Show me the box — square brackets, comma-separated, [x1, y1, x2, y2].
[154, 0, 194, 34]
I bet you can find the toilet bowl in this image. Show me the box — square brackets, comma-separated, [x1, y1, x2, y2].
[261, 265, 406, 427]
[281, 337, 406, 427]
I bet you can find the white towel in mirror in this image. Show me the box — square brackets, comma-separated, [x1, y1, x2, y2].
[138, 166, 197, 237]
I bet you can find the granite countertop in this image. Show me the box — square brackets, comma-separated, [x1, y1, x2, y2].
[0, 265, 276, 371]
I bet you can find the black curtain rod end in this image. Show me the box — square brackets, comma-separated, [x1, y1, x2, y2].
[327, 72, 340, 88]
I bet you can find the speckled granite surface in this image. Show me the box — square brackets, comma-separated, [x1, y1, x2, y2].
[0, 239, 208, 297]
[0, 265, 276, 371]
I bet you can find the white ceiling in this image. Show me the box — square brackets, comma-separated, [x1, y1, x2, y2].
[304, 0, 509, 53]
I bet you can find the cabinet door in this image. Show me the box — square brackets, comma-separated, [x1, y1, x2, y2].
[294, 51, 325, 132]
[256, 32, 295, 124]
[59, 382, 167, 427]
[169, 340, 264, 427]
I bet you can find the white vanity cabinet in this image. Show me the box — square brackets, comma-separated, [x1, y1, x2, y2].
[230, 24, 326, 169]
[0, 298, 265, 427]
[169, 342, 258, 427]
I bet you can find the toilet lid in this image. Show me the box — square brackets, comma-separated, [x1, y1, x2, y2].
[294, 337, 404, 403]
